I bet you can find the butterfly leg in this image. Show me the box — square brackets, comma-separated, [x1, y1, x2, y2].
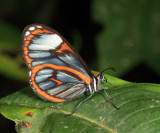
[98, 89, 119, 110]
[65, 94, 93, 116]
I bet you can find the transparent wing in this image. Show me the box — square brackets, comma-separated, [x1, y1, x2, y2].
[30, 65, 87, 102]
[22, 24, 92, 78]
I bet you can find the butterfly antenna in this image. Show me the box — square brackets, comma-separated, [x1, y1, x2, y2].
[100, 67, 116, 73]
[101, 44, 133, 72]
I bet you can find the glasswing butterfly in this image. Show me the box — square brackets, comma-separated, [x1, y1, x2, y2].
[22, 24, 118, 115]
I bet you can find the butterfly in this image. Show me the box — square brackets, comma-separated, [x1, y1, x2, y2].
[22, 24, 118, 115]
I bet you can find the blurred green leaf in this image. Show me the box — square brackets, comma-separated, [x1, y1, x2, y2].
[91, 0, 160, 76]
[0, 73, 160, 133]
[0, 21, 28, 82]
[0, 54, 28, 82]
[0, 21, 20, 50]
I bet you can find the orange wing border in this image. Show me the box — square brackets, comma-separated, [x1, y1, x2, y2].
[30, 64, 91, 102]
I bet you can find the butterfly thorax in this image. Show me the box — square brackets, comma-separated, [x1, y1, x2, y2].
[87, 73, 105, 95]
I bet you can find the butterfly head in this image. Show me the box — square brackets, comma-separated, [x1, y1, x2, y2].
[96, 67, 116, 88]
[98, 73, 107, 84]
[94, 72, 107, 91]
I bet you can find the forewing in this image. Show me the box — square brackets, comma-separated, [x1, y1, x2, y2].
[22, 24, 92, 78]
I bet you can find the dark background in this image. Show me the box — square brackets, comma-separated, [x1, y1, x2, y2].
[0, 0, 160, 132]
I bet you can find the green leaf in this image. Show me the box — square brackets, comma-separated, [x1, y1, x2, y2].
[0, 73, 160, 133]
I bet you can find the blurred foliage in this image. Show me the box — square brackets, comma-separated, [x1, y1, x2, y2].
[0, 0, 159, 83]
[0, 21, 20, 50]
[91, 0, 160, 76]
[0, 0, 159, 82]
[0, 21, 28, 82]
